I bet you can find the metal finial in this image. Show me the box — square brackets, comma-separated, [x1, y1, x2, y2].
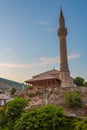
[60, 6, 62, 11]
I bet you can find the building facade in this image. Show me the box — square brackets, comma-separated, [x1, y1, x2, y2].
[25, 69, 61, 90]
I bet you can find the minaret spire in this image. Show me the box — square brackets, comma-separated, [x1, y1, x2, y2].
[59, 7, 65, 28]
[57, 8, 74, 87]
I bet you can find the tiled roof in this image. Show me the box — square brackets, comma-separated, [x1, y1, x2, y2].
[25, 69, 60, 83]
[0, 94, 10, 100]
[33, 69, 60, 78]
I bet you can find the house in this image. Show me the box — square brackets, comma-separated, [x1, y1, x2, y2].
[0, 94, 12, 106]
[25, 69, 61, 90]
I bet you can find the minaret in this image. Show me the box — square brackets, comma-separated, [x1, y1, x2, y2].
[58, 8, 74, 87]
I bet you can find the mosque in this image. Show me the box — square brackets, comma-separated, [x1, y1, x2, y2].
[25, 9, 74, 89]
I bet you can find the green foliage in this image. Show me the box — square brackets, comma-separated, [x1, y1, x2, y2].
[74, 77, 84, 86]
[0, 126, 9, 130]
[6, 97, 28, 120]
[5, 97, 28, 130]
[0, 107, 7, 126]
[0, 101, 87, 130]
[64, 91, 82, 109]
[14, 104, 67, 130]
[26, 85, 33, 90]
[11, 87, 16, 95]
[0, 89, 4, 94]
[72, 117, 87, 130]
[83, 82, 87, 86]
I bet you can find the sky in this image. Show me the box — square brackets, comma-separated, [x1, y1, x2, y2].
[0, 0, 87, 83]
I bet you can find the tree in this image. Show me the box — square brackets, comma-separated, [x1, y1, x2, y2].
[74, 77, 84, 86]
[11, 87, 16, 95]
[64, 91, 82, 109]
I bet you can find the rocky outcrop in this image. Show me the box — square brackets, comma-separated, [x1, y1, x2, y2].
[15, 86, 87, 117]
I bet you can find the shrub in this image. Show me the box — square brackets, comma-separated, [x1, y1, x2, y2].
[83, 82, 87, 86]
[0, 126, 9, 130]
[6, 97, 28, 120]
[14, 104, 67, 130]
[72, 117, 87, 130]
[64, 91, 82, 109]
[0, 107, 7, 126]
[5, 97, 28, 130]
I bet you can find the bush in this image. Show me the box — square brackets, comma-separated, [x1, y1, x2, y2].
[0, 107, 7, 126]
[0, 126, 8, 130]
[72, 117, 87, 130]
[14, 104, 67, 130]
[5, 97, 28, 130]
[84, 82, 87, 86]
[64, 91, 82, 109]
[6, 97, 28, 120]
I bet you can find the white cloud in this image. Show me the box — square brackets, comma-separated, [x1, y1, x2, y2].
[0, 63, 32, 68]
[39, 56, 59, 65]
[68, 53, 80, 60]
[4, 48, 12, 53]
[0, 53, 80, 68]
[37, 20, 49, 25]
[49, 28, 57, 32]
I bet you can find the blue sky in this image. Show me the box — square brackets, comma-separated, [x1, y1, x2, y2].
[0, 0, 87, 82]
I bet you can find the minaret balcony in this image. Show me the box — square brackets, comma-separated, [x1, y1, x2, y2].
[58, 28, 67, 36]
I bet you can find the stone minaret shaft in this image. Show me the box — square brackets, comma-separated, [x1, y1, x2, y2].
[58, 9, 73, 87]
[58, 9, 69, 72]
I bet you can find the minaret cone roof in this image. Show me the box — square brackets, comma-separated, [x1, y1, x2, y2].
[59, 8, 65, 28]
[60, 8, 64, 19]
